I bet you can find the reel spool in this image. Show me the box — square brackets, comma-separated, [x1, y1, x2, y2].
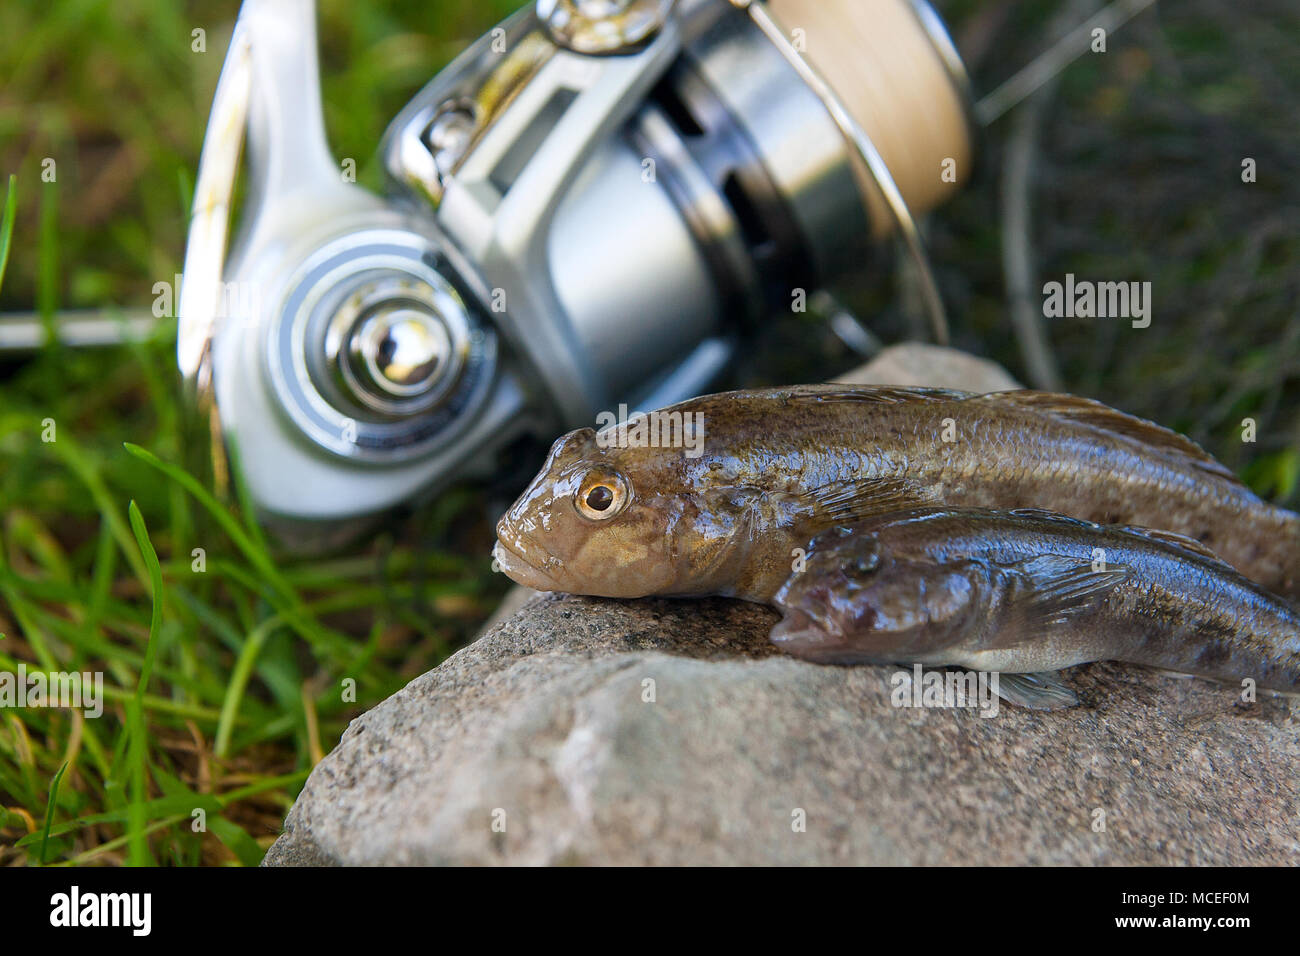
[767, 0, 974, 240]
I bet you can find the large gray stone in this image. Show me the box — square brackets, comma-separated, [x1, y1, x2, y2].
[834, 341, 1022, 391]
[265, 592, 1299, 865]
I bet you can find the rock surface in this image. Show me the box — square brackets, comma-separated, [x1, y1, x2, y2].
[833, 341, 1022, 391]
[264, 345, 1298, 866]
[266, 592, 1299, 866]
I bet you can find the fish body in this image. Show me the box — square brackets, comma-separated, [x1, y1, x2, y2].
[771, 508, 1300, 694]
[494, 385, 1300, 602]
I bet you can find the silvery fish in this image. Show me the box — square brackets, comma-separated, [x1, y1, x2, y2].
[493, 385, 1300, 603]
[771, 508, 1300, 708]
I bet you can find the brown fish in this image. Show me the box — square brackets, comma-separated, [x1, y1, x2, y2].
[771, 508, 1300, 706]
[493, 385, 1300, 602]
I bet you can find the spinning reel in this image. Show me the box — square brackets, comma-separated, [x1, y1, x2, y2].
[179, 0, 974, 536]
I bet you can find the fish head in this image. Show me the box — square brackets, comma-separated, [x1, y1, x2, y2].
[772, 531, 989, 662]
[493, 427, 694, 598]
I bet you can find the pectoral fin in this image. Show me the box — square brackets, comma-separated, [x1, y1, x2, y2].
[805, 477, 937, 524]
[1010, 553, 1129, 630]
[995, 671, 1080, 710]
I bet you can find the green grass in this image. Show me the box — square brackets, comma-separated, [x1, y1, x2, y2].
[0, 327, 510, 864]
[0, 333, 510, 863]
[0, 0, 515, 866]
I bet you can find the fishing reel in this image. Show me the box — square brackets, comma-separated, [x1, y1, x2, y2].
[180, 0, 974, 539]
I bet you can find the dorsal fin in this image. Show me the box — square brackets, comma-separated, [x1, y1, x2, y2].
[1116, 524, 1236, 568]
[1008, 508, 1101, 530]
[979, 391, 1243, 485]
[784, 385, 971, 406]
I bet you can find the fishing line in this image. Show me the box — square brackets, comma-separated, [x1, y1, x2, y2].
[976, 0, 1161, 126]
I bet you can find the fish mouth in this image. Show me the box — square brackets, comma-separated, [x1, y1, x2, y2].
[492, 538, 566, 592]
[770, 607, 831, 653]
[770, 601, 863, 663]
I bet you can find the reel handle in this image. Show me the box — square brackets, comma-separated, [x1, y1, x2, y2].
[178, 0, 373, 396]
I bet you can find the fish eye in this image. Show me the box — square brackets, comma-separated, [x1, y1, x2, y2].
[575, 471, 630, 521]
[845, 541, 881, 578]
[850, 554, 879, 576]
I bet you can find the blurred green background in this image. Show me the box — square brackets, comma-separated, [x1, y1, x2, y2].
[0, 0, 1297, 864]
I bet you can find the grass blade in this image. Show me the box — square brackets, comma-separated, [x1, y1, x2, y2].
[0, 174, 14, 291]
[125, 500, 165, 866]
[214, 615, 280, 759]
[124, 442, 355, 659]
[127, 501, 164, 692]
[123, 442, 290, 601]
[38, 761, 68, 865]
